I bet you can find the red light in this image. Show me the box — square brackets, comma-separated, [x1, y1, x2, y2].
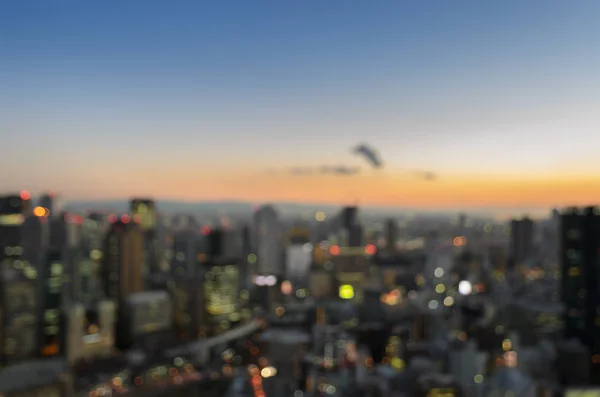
[121, 214, 131, 224]
[108, 214, 117, 223]
[329, 245, 341, 255]
[201, 226, 211, 236]
[365, 244, 377, 255]
[74, 215, 84, 225]
[20, 190, 30, 200]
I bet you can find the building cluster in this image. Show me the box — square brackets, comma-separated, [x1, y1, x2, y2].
[0, 190, 598, 397]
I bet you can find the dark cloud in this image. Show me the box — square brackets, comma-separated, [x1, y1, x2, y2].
[412, 170, 438, 181]
[320, 165, 361, 176]
[285, 165, 361, 176]
[352, 143, 383, 168]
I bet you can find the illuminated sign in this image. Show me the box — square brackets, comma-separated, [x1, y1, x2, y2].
[428, 388, 456, 397]
[339, 285, 355, 300]
[254, 275, 277, 286]
[0, 214, 24, 225]
[566, 390, 600, 397]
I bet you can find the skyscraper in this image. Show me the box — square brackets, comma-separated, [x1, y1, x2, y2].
[130, 198, 159, 278]
[509, 217, 534, 273]
[102, 216, 144, 303]
[285, 226, 312, 287]
[384, 218, 398, 253]
[560, 206, 600, 383]
[0, 193, 38, 366]
[253, 205, 282, 276]
[337, 206, 363, 247]
[39, 193, 63, 218]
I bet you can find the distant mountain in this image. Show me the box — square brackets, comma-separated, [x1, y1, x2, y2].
[64, 199, 550, 220]
[65, 199, 414, 218]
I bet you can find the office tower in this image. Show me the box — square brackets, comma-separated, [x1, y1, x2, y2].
[203, 256, 241, 334]
[171, 230, 205, 279]
[48, 213, 83, 303]
[21, 211, 49, 270]
[39, 251, 65, 358]
[130, 198, 159, 278]
[488, 245, 506, 273]
[66, 301, 116, 365]
[560, 206, 600, 383]
[384, 218, 398, 253]
[0, 193, 38, 366]
[509, 217, 534, 272]
[253, 205, 283, 276]
[74, 213, 106, 305]
[39, 193, 63, 218]
[338, 206, 363, 246]
[285, 226, 312, 288]
[121, 291, 172, 351]
[0, 192, 30, 259]
[102, 216, 144, 303]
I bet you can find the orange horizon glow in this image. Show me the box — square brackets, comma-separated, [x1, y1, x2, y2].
[18, 169, 598, 211]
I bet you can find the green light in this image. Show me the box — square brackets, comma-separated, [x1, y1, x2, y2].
[247, 253, 257, 264]
[339, 285, 354, 300]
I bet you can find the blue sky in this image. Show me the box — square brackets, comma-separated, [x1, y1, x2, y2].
[1, 1, 600, 206]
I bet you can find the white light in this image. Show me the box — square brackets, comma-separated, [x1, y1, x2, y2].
[254, 275, 277, 286]
[458, 280, 472, 295]
[434, 267, 444, 278]
[302, 243, 313, 253]
[428, 300, 439, 310]
[443, 296, 454, 307]
[261, 366, 277, 378]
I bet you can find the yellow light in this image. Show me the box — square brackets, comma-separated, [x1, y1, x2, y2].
[33, 206, 46, 217]
[339, 285, 355, 300]
[415, 275, 425, 286]
[315, 212, 326, 222]
[502, 339, 512, 351]
[391, 357, 405, 371]
[443, 296, 454, 307]
[435, 284, 446, 294]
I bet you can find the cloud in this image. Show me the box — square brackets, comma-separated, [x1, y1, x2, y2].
[320, 165, 361, 176]
[284, 165, 361, 176]
[352, 143, 383, 168]
[412, 170, 438, 181]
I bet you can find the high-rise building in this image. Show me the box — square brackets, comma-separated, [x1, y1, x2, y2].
[121, 291, 172, 351]
[253, 205, 283, 276]
[130, 198, 159, 278]
[0, 192, 30, 260]
[285, 227, 312, 287]
[384, 218, 398, 253]
[39, 193, 63, 218]
[74, 213, 106, 305]
[560, 206, 600, 383]
[171, 230, 204, 279]
[203, 259, 241, 334]
[66, 301, 116, 365]
[0, 193, 38, 367]
[40, 252, 65, 358]
[102, 216, 144, 303]
[335, 206, 363, 247]
[509, 217, 534, 272]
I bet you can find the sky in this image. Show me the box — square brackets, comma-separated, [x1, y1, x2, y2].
[1, 1, 600, 212]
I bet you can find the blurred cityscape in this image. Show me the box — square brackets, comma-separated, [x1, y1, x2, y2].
[0, 192, 596, 396]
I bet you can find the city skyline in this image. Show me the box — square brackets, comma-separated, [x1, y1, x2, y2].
[2, 1, 600, 210]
